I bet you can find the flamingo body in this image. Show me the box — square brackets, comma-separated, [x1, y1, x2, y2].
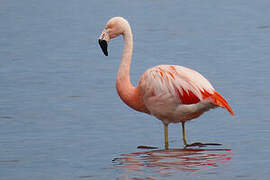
[98, 17, 233, 148]
[138, 65, 233, 124]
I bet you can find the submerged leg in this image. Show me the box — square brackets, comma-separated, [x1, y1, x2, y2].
[181, 122, 188, 146]
[164, 123, 169, 150]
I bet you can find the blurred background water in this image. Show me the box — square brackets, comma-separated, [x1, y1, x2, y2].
[0, 0, 270, 179]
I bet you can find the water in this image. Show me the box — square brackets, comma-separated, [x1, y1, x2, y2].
[1, 0, 270, 179]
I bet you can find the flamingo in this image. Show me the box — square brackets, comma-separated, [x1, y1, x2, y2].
[98, 17, 234, 149]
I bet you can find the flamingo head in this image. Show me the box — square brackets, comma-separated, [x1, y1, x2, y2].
[98, 17, 129, 56]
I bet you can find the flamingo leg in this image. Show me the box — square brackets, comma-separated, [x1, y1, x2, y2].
[164, 123, 169, 150]
[182, 122, 188, 146]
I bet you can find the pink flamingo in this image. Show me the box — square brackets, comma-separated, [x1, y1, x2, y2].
[98, 17, 234, 149]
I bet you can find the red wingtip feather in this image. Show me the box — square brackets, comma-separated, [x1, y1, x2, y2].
[212, 91, 234, 116]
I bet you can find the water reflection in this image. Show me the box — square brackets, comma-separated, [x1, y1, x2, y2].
[113, 148, 232, 179]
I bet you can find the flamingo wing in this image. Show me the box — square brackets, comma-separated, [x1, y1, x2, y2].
[139, 65, 234, 116]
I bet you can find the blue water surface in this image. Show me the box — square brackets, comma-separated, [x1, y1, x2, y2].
[1, 0, 270, 179]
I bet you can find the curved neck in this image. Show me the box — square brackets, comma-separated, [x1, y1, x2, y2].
[116, 24, 149, 113]
[117, 25, 133, 88]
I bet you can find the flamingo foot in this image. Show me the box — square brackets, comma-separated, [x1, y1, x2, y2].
[184, 142, 222, 148]
[137, 145, 158, 149]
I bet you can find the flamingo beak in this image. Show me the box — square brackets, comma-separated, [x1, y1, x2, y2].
[98, 29, 110, 56]
[98, 39, 108, 56]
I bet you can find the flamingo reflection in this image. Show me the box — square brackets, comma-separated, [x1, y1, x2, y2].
[113, 148, 232, 179]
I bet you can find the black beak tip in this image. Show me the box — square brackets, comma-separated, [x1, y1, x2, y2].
[98, 39, 108, 56]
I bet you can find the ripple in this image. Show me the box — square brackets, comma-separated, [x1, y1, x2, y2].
[66, 95, 85, 98]
[79, 175, 96, 179]
[0, 116, 13, 120]
[257, 25, 270, 29]
[0, 160, 19, 163]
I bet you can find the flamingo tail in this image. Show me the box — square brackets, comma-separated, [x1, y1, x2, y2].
[212, 91, 234, 116]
